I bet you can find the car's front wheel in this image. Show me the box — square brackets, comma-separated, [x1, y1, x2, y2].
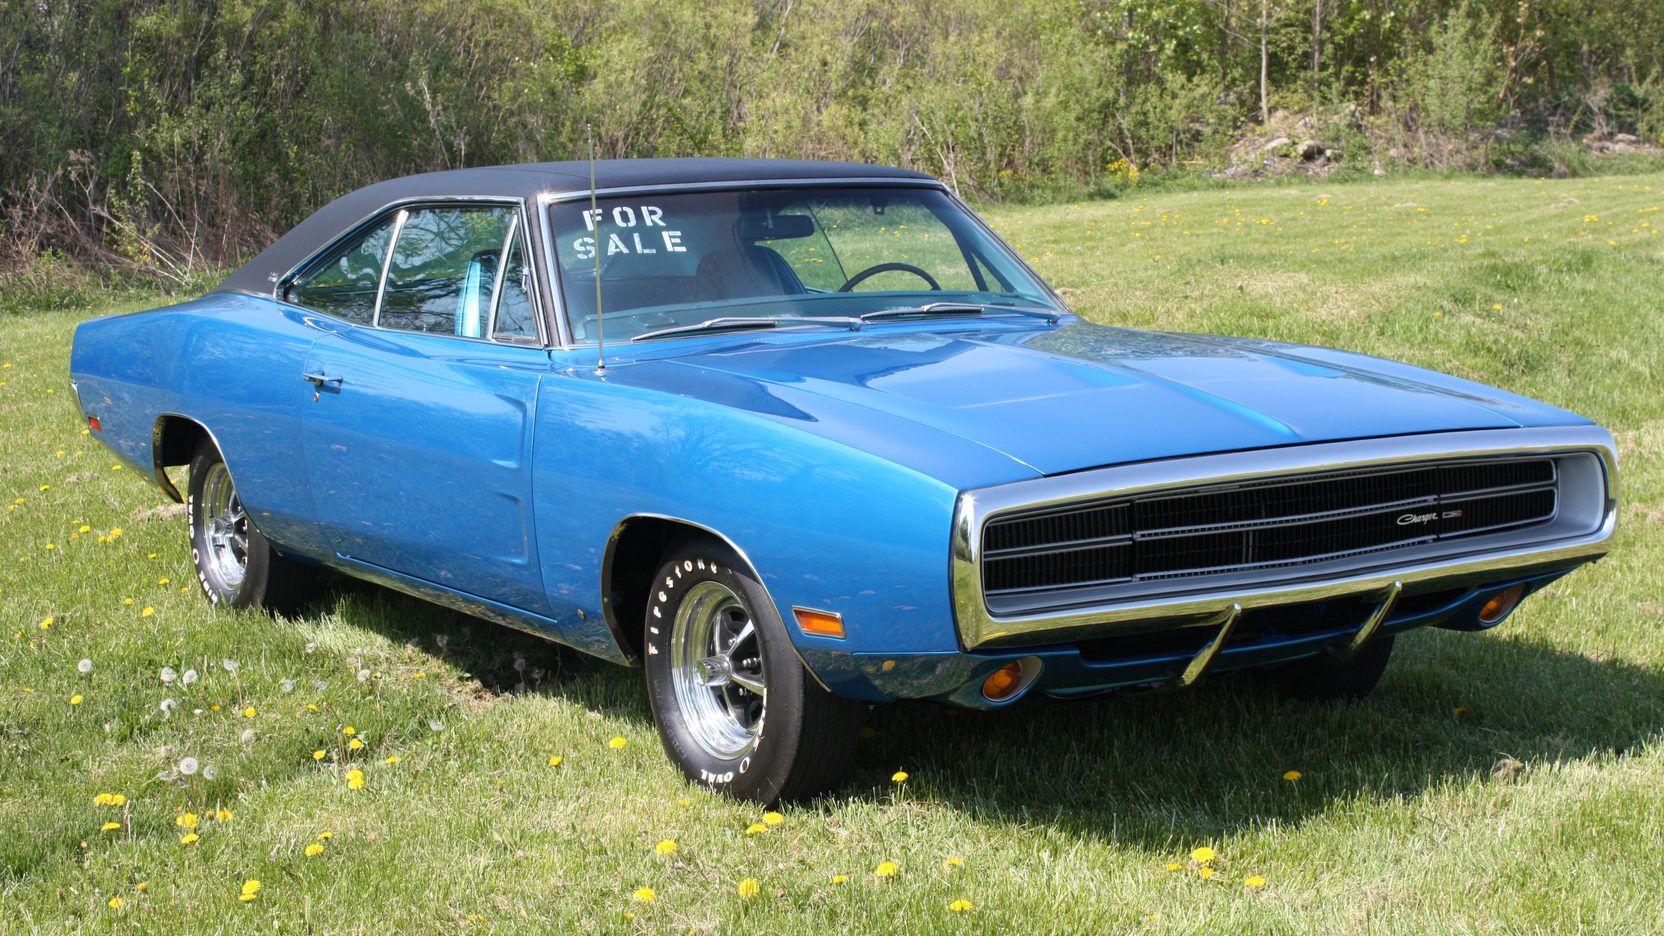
[187, 442, 313, 613]
[643, 541, 861, 803]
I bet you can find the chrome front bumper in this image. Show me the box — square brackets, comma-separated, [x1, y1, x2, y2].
[950, 425, 1619, 650]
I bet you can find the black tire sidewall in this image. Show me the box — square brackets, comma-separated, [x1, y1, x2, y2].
[187, 445, 270, 610]
[643, 545, 810, 803]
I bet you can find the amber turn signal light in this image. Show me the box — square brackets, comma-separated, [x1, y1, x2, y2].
[1478, 584, 1526, 624]
[982, 662, 1026, 702]
[792, 607, 844, 639]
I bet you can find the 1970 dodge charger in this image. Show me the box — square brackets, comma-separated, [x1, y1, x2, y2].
[69, 159, 1618, 802]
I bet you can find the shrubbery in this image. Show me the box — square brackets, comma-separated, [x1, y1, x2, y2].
[1, 0, 1662, 283]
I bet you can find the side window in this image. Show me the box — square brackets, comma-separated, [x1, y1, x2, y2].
[286, 216, 396, 324]
[380, 206, 517, 337]
[492, 229, 538, 341]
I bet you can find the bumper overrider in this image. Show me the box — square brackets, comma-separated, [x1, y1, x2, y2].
[866, 426, 1615, 708]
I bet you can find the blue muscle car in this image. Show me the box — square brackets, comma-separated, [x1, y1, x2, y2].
[68, 159, 1619, 802]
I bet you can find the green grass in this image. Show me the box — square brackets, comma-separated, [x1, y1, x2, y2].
[4, 173, 1664, 933]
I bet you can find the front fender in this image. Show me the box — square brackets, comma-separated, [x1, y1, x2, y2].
[530, 364, 967, 676]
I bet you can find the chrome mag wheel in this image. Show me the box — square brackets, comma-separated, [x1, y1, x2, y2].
[197, 461, 249, 592]
[669, 580, 767, 759]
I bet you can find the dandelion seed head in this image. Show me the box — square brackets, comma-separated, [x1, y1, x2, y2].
[77, 658, 92, 674]
[178, 756, 198, 775]
[160, 666, 177, 683]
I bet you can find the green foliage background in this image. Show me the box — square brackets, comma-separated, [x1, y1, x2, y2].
[2, 0, 1664, 273]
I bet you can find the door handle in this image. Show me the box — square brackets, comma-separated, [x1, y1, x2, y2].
[302, 372, 344, 387]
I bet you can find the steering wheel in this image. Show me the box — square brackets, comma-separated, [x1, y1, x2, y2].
[836, 262, 941, 293]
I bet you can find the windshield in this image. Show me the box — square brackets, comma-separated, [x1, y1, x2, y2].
[548, 186, 1057, 342]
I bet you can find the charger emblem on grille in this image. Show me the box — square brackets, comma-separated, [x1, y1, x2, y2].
[1397, 508, 1465, 526]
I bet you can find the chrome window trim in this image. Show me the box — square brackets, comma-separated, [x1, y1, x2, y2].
[950, 425, 1620, 649]
[541, 177, 946, 205]
[276, 196, 550, 348]
[370, 208, 408, 328]
[485, 213, 519, 339]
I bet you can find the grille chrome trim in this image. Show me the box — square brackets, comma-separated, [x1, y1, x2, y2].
[951, 426, 1619, 650]
[981, 458, 1562, 603]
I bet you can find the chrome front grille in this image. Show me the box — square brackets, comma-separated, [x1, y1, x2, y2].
[981, 457, 1560, 608]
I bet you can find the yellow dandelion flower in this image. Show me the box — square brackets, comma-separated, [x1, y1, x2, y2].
[608, 736, 627, 749]
[107, 897, 124, 909]
[385, 755, 401, 765]
[949, 899, 974, 913]
[654, 839, 678, 856]
[1165, 862, 1183, 872]
[346, 768, 365, 790]
[176, 813, 199, 830]
[312, 750, 325, 761]
[157, 577, 169, 585]
[39, 617, 52, 629]
[831, 874, 848, 885]
[1244, 875, 1268, 891]
[140, 607, 154, 618]
[761, 811, 784, 826]
[745, 822, 768, 835]
[347, 738, 363, 750]
[242, 707, 257, 718]
[632, 886, 656, 903]
[211, 704, 221, 712]
[1282, 770, 1302, 782]
[1190, 846, 1216, 863]
[341, 725, 356, 736]
[100, 821, 121, 832]
[216, 809, 232, 822]
[891, 771, 909, 783]
[306, 703, 318, 712]
[1197, 866, 1216, 880]
[238, 880, 261, 902]
[78, 524, 91, 534]
[944, 856, 964, 869]
[70, 694, 84, 705]
[546, 756, 562, 767]
[304, 842, 325, 857]
[737, 878, 761, 900]
[875, 860, 899, 878]
[122, 597, 133, 606]
[317, 831, 333, 840]
[179, 832, 199, 845]
[135, 882, 148, 893]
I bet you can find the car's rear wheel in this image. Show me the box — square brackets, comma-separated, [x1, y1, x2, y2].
[643, 541, 861, 803]
[1268, 634, 1396, 702]
[187, 443, 313, 613]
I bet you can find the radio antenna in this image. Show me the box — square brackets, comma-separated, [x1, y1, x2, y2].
[588, 123, 605, 373]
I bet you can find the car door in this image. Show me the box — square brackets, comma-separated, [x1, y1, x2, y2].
[294, 202, 553, 615]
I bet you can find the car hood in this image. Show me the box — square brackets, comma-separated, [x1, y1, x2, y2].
[619, 320, 1587, 482]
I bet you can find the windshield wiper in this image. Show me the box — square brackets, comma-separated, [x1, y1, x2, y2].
[630, 316, 859, 343]
[858, 301, 1061, 325]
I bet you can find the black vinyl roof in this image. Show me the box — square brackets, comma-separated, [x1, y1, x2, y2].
[217, 158, 938, 296]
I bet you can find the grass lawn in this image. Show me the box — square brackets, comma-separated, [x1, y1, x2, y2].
[3, 172, 1663, 934]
